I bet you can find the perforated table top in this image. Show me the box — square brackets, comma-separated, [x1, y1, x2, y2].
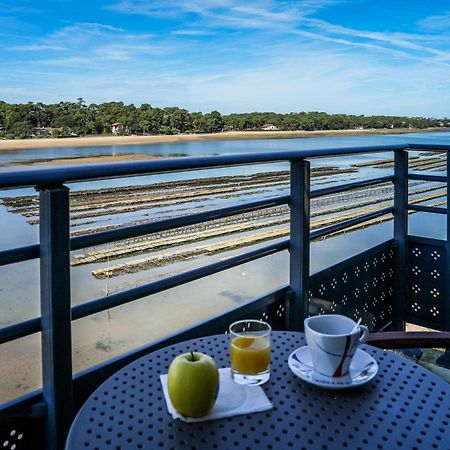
[66, 332, 450, 450]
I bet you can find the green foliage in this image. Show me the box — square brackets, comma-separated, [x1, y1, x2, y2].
[222, 111, 443, 131]
[0, 99, 445, 140]
[6, 121, 33, 139]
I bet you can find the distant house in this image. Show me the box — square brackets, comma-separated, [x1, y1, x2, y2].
[33, 127, 52, 137]
[261, 124, 278, 131]
[32, 127, 77, 138]
[111, 122, 126, 135]
[222, 125, 235, 132]
[32, 127, 63, 137]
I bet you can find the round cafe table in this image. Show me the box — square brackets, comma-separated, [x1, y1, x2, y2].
[65, 331, 450, 450]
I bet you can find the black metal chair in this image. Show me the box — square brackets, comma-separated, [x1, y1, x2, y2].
[368, 331, 450, 373]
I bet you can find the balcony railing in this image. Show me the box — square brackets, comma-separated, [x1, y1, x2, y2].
[0, 143, 449, 449]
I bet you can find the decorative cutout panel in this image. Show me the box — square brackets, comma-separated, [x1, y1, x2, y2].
[230, 296, 287, 332]
[219, 289, 287, 335]
[407, 239, 446, 330]
[0, 419, 43, 450]
[309, 242, 395, 331]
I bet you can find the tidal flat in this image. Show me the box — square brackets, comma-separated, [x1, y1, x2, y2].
[0, 133, 448, 402]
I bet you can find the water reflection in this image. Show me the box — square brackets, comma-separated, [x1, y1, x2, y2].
[1, 131, 450, 168]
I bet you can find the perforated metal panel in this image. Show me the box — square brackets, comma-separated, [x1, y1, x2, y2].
[309, 242, 395, 331]
[251, 296, 287, 332]
[0, 418, 44, 450]
[66, 332, 450, 450]
[407, 239, 447, 330]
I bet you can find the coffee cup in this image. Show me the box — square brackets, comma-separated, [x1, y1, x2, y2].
[304, 314, 369, 378]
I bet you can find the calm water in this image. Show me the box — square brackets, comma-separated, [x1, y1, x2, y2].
[1, 131, 449, 166]
[0, 131, 448, 402]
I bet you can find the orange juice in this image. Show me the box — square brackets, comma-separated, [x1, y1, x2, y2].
[230, 335, 271, 375]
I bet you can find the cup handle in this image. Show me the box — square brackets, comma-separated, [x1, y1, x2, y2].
[358, 325, 369, 344]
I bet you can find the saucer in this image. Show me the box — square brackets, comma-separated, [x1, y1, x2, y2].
[288, 346, 378, 389]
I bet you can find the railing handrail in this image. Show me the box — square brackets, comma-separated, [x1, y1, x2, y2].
[0, 143, 418, 189]
[0, 141, 448, 449]
[1, 142, 447, 344]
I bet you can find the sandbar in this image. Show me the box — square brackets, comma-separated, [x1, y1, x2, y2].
[0, 128, 443, 152]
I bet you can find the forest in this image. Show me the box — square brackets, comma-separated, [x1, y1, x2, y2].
[0, 99, 446, 139]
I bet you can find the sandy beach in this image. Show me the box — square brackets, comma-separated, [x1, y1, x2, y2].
[0, 128, 442, 152]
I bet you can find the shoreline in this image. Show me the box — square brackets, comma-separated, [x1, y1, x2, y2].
[0, 128, 444, 151]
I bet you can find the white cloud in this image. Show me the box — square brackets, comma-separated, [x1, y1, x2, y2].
[171, 30, 215, 36]
[108, 0, 450, 68]
[108, 0, 338, 23]
[0, 86, 30, 95]
[48, 22, 125, 45]
[9, 44, 67, 51]
[1, 0, 449, 119]
[304, 19, 450, 62]
[3, 43, 449, 118]
[34, 56, 95, 67]
[419, 13, 450, 31]
[0, 1, 40, 15]
[8, 21, 165, 67]
[187, 50, 450, 117]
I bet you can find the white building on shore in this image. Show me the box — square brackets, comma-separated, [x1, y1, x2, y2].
[261, 124, 278, 131]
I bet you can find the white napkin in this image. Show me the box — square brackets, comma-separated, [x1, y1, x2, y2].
[160, 368, 273, 422]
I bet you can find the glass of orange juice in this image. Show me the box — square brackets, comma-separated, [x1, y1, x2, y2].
[229, 320, 271, 385]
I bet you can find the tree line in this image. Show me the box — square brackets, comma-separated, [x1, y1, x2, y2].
[0, 98, 446, 139]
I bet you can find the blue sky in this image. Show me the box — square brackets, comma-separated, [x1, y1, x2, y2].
[0, 0, 449, 116]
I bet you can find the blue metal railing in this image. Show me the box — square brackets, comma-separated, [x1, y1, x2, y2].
[0, 143, 449, 449]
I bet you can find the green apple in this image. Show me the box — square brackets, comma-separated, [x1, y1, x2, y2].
[167, 351, 219, 418]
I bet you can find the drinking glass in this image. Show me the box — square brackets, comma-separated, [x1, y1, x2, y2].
[229, 319, 271, 385]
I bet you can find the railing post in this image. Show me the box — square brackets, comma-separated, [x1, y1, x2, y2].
[393, 150, 408, 330]
[446, 151, 450, 332]
[436, 150, 450, 367]
[289, 159, 310, 331]
[38, 184, 73, 450]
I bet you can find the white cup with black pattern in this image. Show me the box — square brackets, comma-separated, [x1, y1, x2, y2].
[304, 314, 369, 378]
